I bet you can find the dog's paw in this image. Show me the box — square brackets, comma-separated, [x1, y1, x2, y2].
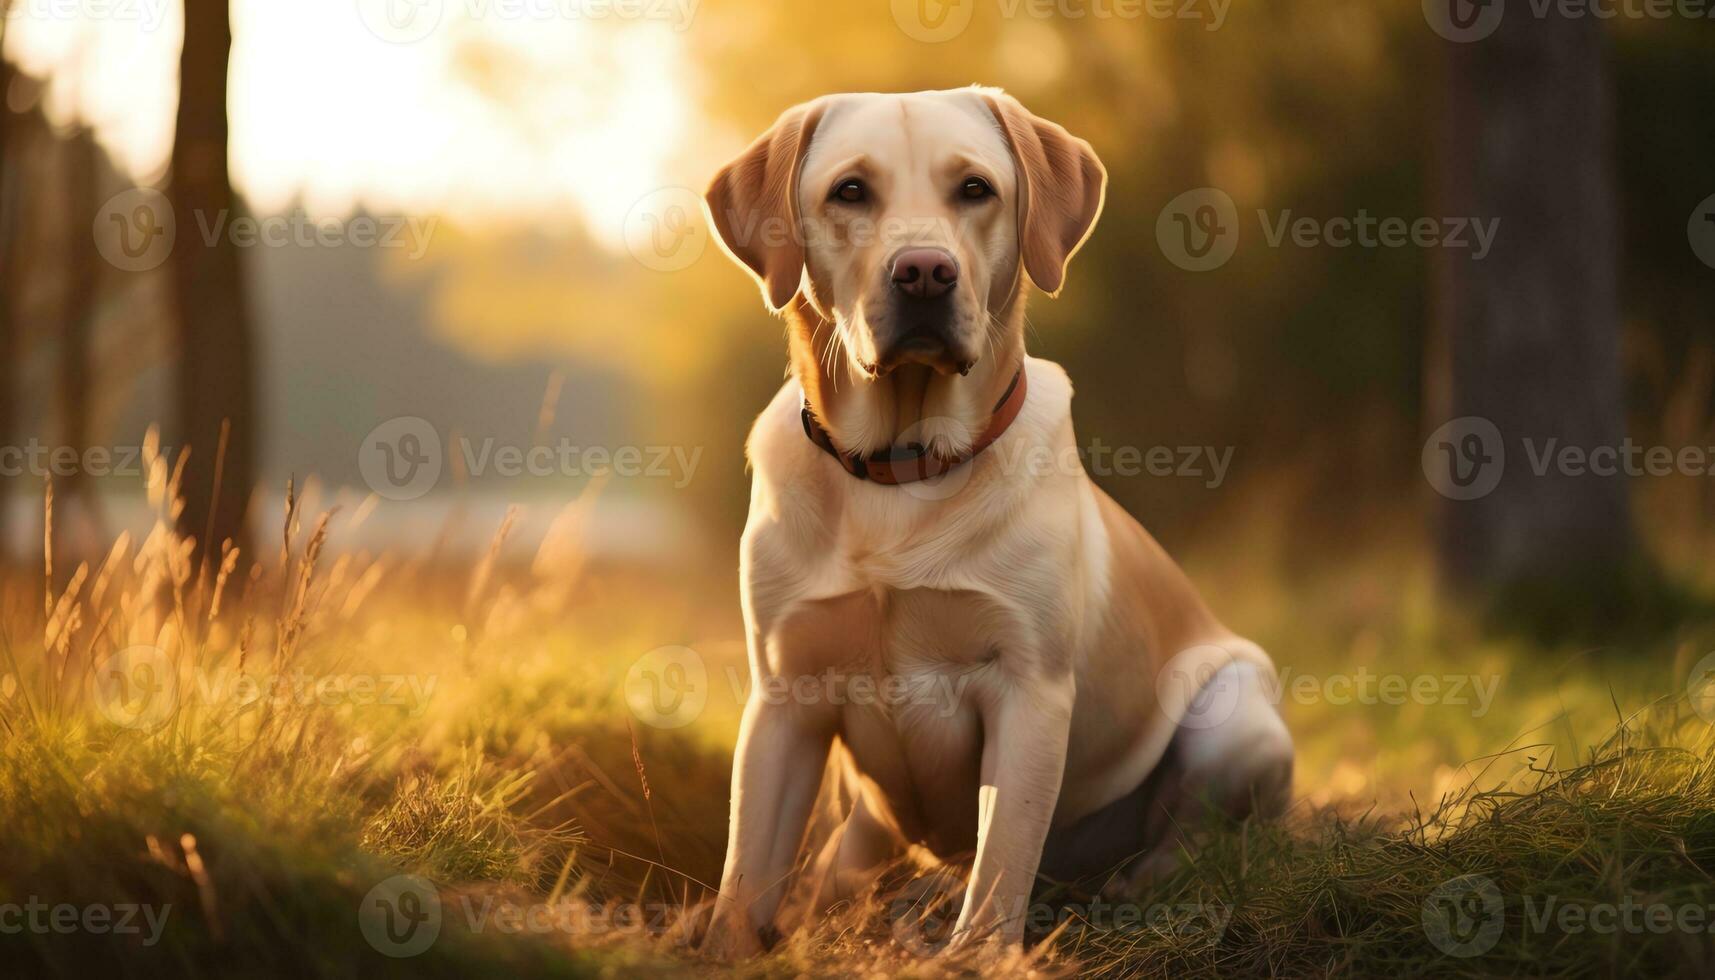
[942, 928, 1021, 968]
[699, 913, 765, 962]
[885, 866, 968, 957]
[667, 897, 715, 950]
[1102, 844, 1188, 899]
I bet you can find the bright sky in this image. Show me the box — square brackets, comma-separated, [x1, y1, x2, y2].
[2, 0, 697, 245]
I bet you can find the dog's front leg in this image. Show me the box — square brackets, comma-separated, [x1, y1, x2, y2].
[703, 688, 834, 959]
[949, 676, 1075, 949]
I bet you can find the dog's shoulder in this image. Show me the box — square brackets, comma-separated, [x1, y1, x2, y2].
[745, 378, 817, 482]
[1016, 356, 1075, 441]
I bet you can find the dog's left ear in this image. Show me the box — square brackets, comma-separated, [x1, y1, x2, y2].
[705, 99, 828, 313]
[980, 90, 1107, 297]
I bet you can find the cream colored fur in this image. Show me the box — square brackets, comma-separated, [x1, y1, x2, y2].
[701, 87, 1292, 958]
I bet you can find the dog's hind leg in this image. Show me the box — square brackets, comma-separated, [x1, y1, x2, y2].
[775, 747, 905, 933]
[1112, 658, 1292, 892]
[806, 790, 906, 914]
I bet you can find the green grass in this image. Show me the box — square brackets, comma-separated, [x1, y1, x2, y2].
[1067, 710, 1715, 978]
[3, 471, 1715, 977]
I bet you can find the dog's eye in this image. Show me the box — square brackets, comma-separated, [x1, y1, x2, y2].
[831, 179, 866, 204]
[961, 176, 994, 201]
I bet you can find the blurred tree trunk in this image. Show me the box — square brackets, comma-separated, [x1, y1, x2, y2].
[0, 8, 17, 563]
[57, 129, 103, 561]
[171, 0, 255, 568]
[1431, 10, 1630, 604]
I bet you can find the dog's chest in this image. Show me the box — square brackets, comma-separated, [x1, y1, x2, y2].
[766, 581, 1010, 682]
[764, 581, 1007, 849]
[755, 479, 1064, 694]
[745, 437, 1084, 845]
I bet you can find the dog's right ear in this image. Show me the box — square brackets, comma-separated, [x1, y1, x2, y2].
[705, 100, 827, 314]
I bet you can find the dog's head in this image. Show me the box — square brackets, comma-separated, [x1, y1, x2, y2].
[706, 88, 1105, 381]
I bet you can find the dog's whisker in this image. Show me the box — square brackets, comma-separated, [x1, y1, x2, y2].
[1021, 310, 1045, 350]
[983, 312, 1004, 363]
[822, 329, 843, 396]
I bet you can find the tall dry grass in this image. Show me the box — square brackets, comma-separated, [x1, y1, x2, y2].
[3, 430, 1715, 977]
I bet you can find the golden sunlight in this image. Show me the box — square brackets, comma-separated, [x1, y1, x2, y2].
[5, 0, 696, 239]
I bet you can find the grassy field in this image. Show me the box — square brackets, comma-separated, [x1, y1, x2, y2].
[4, 457, 1715, 977]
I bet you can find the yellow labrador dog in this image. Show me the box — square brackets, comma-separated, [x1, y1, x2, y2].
[701, 87, 1291, 956]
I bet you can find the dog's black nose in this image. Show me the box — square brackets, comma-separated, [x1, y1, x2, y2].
[891, 248, 958, 299]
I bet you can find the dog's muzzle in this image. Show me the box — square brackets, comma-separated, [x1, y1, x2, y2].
[871, 247, 975, 377]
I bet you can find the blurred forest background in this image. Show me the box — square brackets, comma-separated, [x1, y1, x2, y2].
[6, 6, 1715, 973]
[1, 0, 1713, 630]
